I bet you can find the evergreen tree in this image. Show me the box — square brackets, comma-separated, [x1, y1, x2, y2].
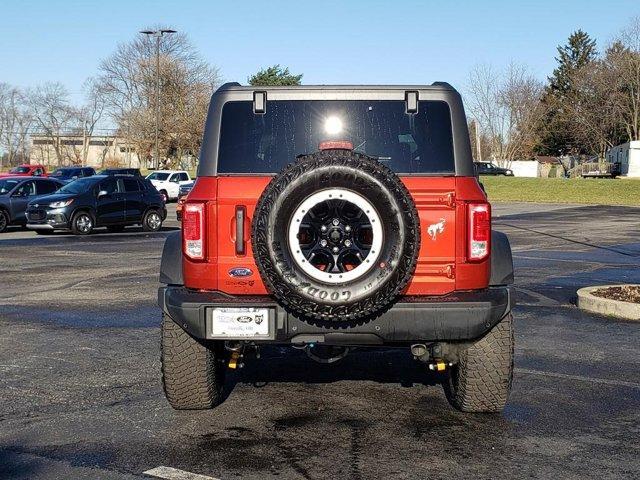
[248, 65, 303, 86]
[548, 30, 597, 95]
[535, 30, 597, 155]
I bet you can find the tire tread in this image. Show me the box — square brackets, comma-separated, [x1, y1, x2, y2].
[161, 314, 223, 410]
[444, 313, 514, 413]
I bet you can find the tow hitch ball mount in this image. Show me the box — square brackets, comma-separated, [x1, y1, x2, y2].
[411, 343, 454, 371]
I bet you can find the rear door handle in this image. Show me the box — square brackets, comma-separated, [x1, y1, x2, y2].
[235, 206, 246, 255]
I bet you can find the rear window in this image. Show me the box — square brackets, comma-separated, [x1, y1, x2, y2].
[217, 100, 454, 174]
[122, 177, 140, 192]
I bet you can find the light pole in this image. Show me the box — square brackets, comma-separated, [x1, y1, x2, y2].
[140, 28, 177, 170]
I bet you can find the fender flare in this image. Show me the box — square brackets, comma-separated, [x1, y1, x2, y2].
[490, 230, 514, 286]
[70, 207, 96, 224]
[159, 231, 183, 285]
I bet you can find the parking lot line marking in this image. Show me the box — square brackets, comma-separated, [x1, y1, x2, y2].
[513, 254, 621, 265]
[496, 223, 640, 258]
[516, 368, 640, 389]
[515, 287, 561, 306]
[144, 466, 220, 480]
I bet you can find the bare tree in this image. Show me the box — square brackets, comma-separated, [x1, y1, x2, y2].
[564, 19, 640, 158]
[67, 79, 107, 165]
[0, 84, 32, 168]
[96, 29, 221, 167]
[27, 82, 75, 166]
[466, 63, 544, 165]
[568, 52, 626, 158]
[467, 118, 492, 161]
[613, 17, 640, 141]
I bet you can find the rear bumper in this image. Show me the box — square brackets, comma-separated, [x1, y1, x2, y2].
[158, 286, 514, 345]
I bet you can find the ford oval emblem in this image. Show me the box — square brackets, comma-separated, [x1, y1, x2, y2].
[229, 267, 253, 278]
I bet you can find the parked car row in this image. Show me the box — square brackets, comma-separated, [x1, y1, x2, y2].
[0, 166, 195, 234]
[0, 174, 166, 234]
[26, 175, 166, 235]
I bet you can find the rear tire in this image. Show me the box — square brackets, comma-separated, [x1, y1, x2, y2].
[70, 211, 93, 235]
[443, 313, 514, 413]
[161, 314, 225, 410]
[0, 209, 9, 233]
[142, 209, 163, 232]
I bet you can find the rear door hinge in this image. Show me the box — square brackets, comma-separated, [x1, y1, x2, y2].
[442, 264, 455, 279]
[441, 192, 456, 208]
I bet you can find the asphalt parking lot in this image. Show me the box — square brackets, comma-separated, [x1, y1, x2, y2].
[1, 202, 639, 480]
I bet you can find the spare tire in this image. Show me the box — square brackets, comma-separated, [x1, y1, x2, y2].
[252, 149, 420, 323]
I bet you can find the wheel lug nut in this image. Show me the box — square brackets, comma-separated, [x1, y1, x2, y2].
[332, 247, 339, 253]
[345, 225, 351, 232]
[320, 239, 327, 247]
[344, 240, 352, 247]
[332, 218, 340, 226]
[321, 225, 327, 232]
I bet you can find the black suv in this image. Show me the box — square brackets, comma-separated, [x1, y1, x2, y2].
[0, 177, 64, 232]
[50, 166, 96, 183]
[26, 175, 166, 235]
[474, 161, 513, 176]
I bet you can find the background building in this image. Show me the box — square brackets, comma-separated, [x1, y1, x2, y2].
[606, 141, 640, 177]
[29, 134, 142, 169]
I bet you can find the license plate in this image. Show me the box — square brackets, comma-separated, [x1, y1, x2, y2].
[210, 307, 270, 338]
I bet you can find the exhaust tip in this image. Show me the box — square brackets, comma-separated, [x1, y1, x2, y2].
[411, 344, 428, 358]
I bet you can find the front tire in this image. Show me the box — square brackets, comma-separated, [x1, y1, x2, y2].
[443, 313, 514, 413]
[71, 211, 93, 235]
[161, 314, 225, 410]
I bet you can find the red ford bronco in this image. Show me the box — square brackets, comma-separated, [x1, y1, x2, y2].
[158, 83, 515, 413]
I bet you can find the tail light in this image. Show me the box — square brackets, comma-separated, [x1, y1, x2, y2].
[183, 203, 205, 260]
[468, 203, 490, 261]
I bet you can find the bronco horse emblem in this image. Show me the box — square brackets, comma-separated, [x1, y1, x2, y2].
[427, 218, 446, 241]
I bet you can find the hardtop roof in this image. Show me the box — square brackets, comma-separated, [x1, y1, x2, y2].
[216, 82, 457, 93]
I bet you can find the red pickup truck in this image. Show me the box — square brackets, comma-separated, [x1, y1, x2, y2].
[0, 164, 47, 178]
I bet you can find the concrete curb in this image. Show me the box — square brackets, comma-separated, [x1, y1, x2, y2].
[577, 285, 640, 321]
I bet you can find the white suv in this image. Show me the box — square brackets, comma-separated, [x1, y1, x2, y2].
[146, 170, 192, 202]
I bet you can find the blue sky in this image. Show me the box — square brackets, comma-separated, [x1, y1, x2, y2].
[0, 0, 637, 103]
